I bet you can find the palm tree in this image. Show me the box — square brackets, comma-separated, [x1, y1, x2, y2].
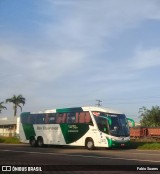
[6, 95, 25, 116]
[0, 102, 7, 113]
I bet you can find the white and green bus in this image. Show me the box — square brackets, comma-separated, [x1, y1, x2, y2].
[19, 106, 134, 150]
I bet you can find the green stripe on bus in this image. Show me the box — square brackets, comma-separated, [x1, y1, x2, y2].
[56, 107, 83, 113]
[22, 124, 36, 140]
[60, 124, 89, 144]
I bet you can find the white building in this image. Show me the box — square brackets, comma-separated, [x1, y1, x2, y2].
[0, 117, 19, 137]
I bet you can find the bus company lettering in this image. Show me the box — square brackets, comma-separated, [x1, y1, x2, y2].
[68, 125, 78, 129]
[37, 126, 58, 131]
[68, 125, 79, 132]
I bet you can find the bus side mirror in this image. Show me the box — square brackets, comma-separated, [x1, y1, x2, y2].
[99, 115, 112, 126]
[127, 118, 135, 127]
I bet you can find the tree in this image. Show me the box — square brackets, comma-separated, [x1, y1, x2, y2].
[6, 95, 25, 116]
[139, 105, 160, 127]
[0, 102, 7, 113]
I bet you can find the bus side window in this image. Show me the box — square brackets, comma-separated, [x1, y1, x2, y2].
[57, 113, 67, 123]
[49, 114, 56, 124]
[33, 114, 37, 124]
[85, 112, 91, 123]
[85, 112, 93, 125]
[45, 114, 49, 124]
[78, 112, 93, 125]
[67, 113, 71, 123]
[36, 114, 40, 124]
[78, 112, 85, 123]
[21, 115, 29, 124]
[76, 112, 79, 123]
[62, 113, 67, 123]
[67, 112, 76, 123]
[30, 115, 36, 124]
[27, 115, 31, 124]
[36, 114, 45, 124]
[56, 113, 63, 123]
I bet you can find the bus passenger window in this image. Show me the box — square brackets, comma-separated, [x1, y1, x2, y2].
[56, 113, 64, 123]
[30, 115, 36, 124]
[78, 112, 93, 125]
[78, 112, 85, 123]
[36, 114, 45, 124]
[62, 113, 67, 123]
[76, 113, 79, 123]
[85, 112, 91, 123]
[21, 114, 30, 124]
[45, 114, 49, 124]
[49, 114, 56, 124]
[67, 113, 76, 123]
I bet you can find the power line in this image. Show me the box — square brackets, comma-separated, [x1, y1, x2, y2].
[96, 99, 102, 107]
[103, 96, 160, 102]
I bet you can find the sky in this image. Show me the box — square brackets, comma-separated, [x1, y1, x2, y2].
[1, 0, 160, 122]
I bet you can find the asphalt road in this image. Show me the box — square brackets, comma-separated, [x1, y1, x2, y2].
[0, 143, 160, 174]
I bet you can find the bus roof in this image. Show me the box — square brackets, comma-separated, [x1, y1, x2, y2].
[82, 106, 123, 114]
[29, 106, 123, 114]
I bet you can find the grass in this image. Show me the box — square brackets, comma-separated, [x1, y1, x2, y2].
[137, 142, 160, 150]
[130, 139, 160, 150]
[0, 136, 20, 144]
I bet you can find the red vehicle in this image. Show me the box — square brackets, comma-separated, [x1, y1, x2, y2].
[130, 127, 160, 139]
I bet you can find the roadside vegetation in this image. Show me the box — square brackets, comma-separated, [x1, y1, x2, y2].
[0, 94, 26, 116]
[139, 105, 160, 127]
[130, 139, 160, 150]
[0, 136, 20, 144]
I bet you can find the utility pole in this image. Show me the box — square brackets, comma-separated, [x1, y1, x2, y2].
[96, 100, 102, 107]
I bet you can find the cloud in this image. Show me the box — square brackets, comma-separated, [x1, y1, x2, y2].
[131, 47, 160, 69]
[42, 0, 160, 50]
[0, 43, 84, 82]
[1, 0, 160, 117]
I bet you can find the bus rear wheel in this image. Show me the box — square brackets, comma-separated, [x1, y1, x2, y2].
[37, 137, 44, 147]
[86, 138, 95, 150]
[30, 138, 37, 147]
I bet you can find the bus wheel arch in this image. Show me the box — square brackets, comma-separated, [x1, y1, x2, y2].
[29, 136, 37, 147]
[37, 136, 44, 147]
[85, 137, 95, 150]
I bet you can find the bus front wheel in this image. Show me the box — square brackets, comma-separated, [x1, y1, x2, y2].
[37, 137, 44, 147]
[86, 138, 95, 150]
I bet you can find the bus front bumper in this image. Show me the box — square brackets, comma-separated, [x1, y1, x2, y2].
[106, 137, 130, 148]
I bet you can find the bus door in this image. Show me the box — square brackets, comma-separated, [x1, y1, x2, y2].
[92, 112, 110, 146]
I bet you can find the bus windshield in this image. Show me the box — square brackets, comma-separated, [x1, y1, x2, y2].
[92, 112, 129, 137]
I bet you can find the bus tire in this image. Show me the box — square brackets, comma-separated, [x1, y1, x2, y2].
[30, 137, 37, 147]
[37, 137, 44, 147]
[85, 138, 95, 150]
